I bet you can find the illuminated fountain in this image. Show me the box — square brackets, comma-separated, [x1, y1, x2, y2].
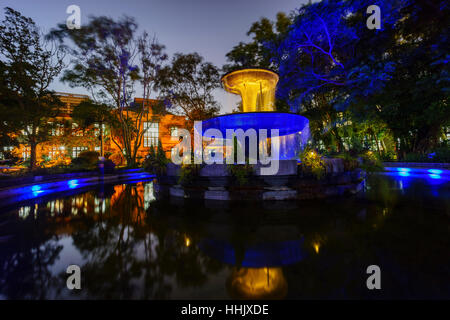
[158, 68, 365, 201]
[201, 68, 310, 160]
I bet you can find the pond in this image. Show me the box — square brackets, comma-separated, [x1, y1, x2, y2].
[0, 170, 449, 299]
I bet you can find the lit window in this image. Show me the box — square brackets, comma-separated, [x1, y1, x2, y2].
[72, 146, 88, 158]
[94, 123, 106, 137]
[22, 125, 33, 136]
[49, 123, 64, 136]
[170, 126, 179, 137]
[49, 146, 58, 159]
[22, 147, 30, 160]
[143, 122, 159, 147]
[72, 123, 83, 136]
[56, 124, 64, 136]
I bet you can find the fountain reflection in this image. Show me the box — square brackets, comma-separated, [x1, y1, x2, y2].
[0, 173, 449, 299]
[227, 267, 287, 300]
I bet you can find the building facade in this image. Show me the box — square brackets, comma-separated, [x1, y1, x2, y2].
[1, 92, 187, 166]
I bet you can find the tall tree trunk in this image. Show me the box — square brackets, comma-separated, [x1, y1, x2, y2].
[373, 132, 381, 156]
[100, 122, 104, 158]
[29, 140, 37, 170]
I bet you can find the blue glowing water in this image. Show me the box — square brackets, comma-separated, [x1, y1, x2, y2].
[201, 112, 310, 160]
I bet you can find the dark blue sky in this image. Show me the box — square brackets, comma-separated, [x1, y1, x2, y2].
[2, 0, 308, 113]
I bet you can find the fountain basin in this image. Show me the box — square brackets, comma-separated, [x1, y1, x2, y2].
[201, 112, 310, 160]
[201, 112, 309, 137]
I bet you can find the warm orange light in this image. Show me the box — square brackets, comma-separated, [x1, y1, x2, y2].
[313, 242, 320, 254]
[221, 69, 279, 112]
[227, 267, 287, 299]
[184, 236, 191, 247]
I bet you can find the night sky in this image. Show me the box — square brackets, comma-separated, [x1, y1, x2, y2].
[1, 0, 308, 113]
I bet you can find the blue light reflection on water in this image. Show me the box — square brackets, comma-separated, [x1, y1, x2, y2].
[68, 179, 79, 189]
[4, 172, 156, 204]
[382, 167, 450, 191]
[197, 238, 305, 268]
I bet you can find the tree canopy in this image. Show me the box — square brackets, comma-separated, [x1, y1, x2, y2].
[0, 7, 65, 169]
[225, 0, 449, 158]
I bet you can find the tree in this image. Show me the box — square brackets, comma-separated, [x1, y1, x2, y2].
[0, 7, 65, 169]
[71, 100, 113, 157]
[156, 52, 221, 127]
[223, 12, 292, 72]
[48, 16, 168, 167]
[264, 0, 448, 156]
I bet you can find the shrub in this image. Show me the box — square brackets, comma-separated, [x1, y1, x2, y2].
[143, 140, 169, 175]
[227, 163, 254, 186]
[109, 152, 125, 166]
[359, 150, 383, 171]
[71, 151, 99, 170]
[178, 164, 201, 186]
[102, 159, 116, 174]
[299, 148, 326, 180]
[380, 150, 397, 161]
[335, 153, 360, 171]
[1, 151, 20, 165]
[404, 146, 450, 163]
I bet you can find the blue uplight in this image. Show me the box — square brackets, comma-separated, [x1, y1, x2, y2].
[428, 174, 441, 179]
[397, 168, 411, 172]
[428, 169, 443, 175]
[67, 179, 79, 189]
[201, 112, 309, 137]
[31, 185, 41, 192]
[398, 172, 410, 177]
[31, 184, 44, 196]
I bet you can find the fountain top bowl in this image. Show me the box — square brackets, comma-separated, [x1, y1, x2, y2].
[221, 68, 279, 112]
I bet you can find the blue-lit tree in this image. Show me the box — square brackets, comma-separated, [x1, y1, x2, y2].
[267, 0, 449, 156]
[271, 0, 405, 112]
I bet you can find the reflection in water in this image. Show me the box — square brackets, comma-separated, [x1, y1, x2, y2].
[0, 173, 449, 299]
[227, 267, 288, 300]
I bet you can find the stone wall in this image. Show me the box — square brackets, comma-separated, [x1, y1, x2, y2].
[155, 159, 365, 201]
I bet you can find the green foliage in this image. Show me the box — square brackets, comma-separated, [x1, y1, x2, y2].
[71, 151, 100, 170]
[72, 100, 112, 129]
[299, 148, 326, 180]
[143, 140, 169, 175]
[1, 150, 20, 165]
[223, 12, 292, 72]
[178, 164, 201, 186]
[0, 7, 65, 169]
[403, 145, 450, 163]
[224, 1, 449, 159]
[380, 150, 397, 162]
[359, 151, 383, 172]
[48, 16, 168, 167]
[227, 163, 254, 186]
[335, 153, 360, 171]
[156, 52, 220, 125]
